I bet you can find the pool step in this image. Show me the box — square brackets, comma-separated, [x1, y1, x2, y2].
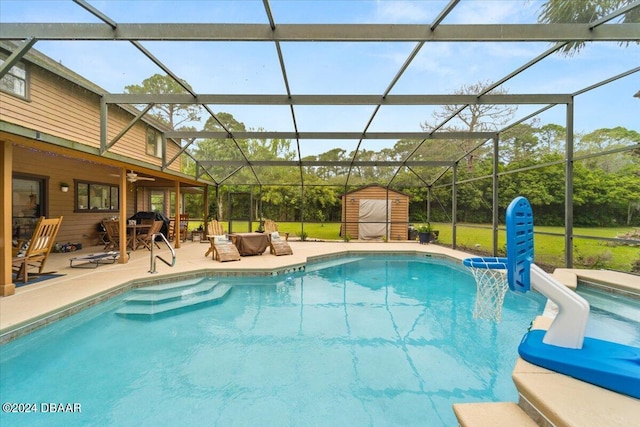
[132, 278, 204, 293]
[124, 280, 219, 304]
[452, 402, 538, 427]
[115, 281, 232, 318]
[306, 257, 365, 272]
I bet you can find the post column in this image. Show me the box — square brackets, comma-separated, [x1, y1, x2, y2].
[1, 141, 16, 295]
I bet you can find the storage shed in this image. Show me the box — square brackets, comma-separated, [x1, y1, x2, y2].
[341, 185, 410, 241]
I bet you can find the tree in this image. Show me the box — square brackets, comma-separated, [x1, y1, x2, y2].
[577, 127, 640, 172]
[422, 81, 517, 133]
[538, 0, 640, 55]
[421, 81, 517, 168]
[124, 73, 201, 129]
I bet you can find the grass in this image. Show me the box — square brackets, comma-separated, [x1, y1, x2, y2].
[429, 222, 639, 273]
[198, 220, 638, 272]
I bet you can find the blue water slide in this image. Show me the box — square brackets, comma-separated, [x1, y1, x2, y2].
[505, 196, 640, 399]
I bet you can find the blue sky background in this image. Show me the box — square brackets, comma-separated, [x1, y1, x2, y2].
[1, 0, 638, 157]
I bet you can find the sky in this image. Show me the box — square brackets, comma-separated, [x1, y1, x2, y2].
[1, 0, 638, 158]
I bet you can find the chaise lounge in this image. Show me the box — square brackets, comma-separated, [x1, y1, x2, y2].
[205, 220, 241, 262]
[268, 231, 293, 256]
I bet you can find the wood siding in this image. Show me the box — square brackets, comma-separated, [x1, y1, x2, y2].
[12, 145, 135, 248]
[0, 63, 181, 172]
[341, 186, 409, 240]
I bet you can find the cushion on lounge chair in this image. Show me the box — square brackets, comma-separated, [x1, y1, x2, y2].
[213, 234, 229, 243]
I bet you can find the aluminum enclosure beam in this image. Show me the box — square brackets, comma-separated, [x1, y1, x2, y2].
[199, 160, 454, 167]
[103, 94, 571, 105]
[1, 23, 638, 42]
[164, 131, 496, 140]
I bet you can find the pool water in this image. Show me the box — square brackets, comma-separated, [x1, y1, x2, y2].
[1, 255, 632, 426]
[576, 286, 640, 347]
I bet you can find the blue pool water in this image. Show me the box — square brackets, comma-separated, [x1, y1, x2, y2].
[0, 256, 635, 426]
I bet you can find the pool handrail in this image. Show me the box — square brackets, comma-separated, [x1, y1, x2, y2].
[148, 233, 176, 274]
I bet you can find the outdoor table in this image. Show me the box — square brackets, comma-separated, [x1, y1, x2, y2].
[229, 232, 269, 256]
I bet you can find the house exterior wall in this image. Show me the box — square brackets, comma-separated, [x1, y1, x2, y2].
[0, 58, 181, 171]
[11, 145, 135, 248]
[341, 186, 409, 240]
[1, 47, 193, 251]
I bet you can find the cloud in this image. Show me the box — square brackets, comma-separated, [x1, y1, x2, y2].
[448, 0, 540, 24]
[372, 0, 435, 23]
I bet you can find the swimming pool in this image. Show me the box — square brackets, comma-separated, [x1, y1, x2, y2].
[0, 255, 635, 426]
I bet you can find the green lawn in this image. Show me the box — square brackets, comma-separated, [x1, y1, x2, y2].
[429, 222, 638, 273]
[207, 221, 638, 272]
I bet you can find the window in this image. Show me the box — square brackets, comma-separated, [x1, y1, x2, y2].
[12, 175, 46, 240]
[0, 54, 28, 98]
[150, 190, 165, 213]
[76, 181, 119, 212]
[146, 128, 163, 158]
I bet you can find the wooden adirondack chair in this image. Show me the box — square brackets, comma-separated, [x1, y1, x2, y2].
[12, 216, 63, 282]
[264, 219, 289, 240]
[268, 231, 293, 256]
[205, 220, 241, 262]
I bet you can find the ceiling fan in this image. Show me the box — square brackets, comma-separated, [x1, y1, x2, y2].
[110, 170, 156, 183]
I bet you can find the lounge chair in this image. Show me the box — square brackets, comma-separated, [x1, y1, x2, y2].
[264, 219, 289, 240]
[204, 220, 224, 258]
[205, 221, 241, 262]
[12, 216, 63, 282]
[135, 220, 164, 250]
[69, 251, 128, 268]
[268, 231, 293, 256]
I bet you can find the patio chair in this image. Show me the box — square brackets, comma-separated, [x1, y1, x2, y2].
[179, 213, 189, 240]
[168, 214, 189, 242]
[12, 216, 63, 282]
[268, 231, 293, 256]
[135, 220, 164, 250]
[103, 220, 122, 251]
[264, 219, 289, 240]
[205, 220, 222, 258]
[204, 220, 240, 261]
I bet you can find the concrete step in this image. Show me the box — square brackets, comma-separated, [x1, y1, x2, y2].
[124, 280, 217, 304]
[306, 257, 364, 272]
[132, 278, 204, 293]
[115, 283, 232, 318]
[452, 402, 538, 427]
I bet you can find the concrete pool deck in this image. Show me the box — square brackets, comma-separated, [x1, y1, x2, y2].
[2, 240, 639, 426]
